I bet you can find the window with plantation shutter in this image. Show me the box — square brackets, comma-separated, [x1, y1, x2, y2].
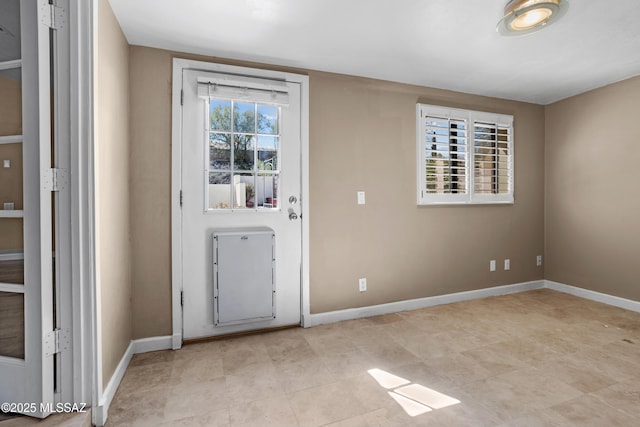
[473, 120, 512, 200]
[417, 104, 513, 205]
[423, 116, 468, 198]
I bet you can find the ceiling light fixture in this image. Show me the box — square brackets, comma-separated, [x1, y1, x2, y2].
[497, 0, 568, 36]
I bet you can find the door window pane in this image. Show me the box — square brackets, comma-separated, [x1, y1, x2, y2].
[0, 218, 23, 285]
[232, 173, 254, 209]
[210, 99, 231, 131]
[257, 105, 278, 134]
[210, 133, 231, 170]
[0, 291, 24, 359]
[209, 172, 231, 209]
[0, 259, 23, 285]
[233, 134, 254, 171]
[0, 142, 23, 209]
[207, 99, 281, 210]
[258, 136, 278, 171]
[257, 173, 279, 209]
[0, 0, 21, 62]
[0, 69, 22, 136]
[233, 102, 256, 133]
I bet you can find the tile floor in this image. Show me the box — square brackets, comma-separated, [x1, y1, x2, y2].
[102, 289, 640, 426]
[5, 289, 636, 426]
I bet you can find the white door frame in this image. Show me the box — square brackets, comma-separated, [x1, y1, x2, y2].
[50, 0, 77, 406]
[170, 59, 310, 348]
[0, 0, 92, 414]
[66, 0, 95, 407]
[26, 0, 94, 410]
[0, 0, 97, 417]
[35, 0, 95, 408]
[31, 0, 96, 412]
[69, 0, 99, 420]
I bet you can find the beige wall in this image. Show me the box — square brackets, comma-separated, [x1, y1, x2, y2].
[309, 73, 545, 312]
[128, 46, 545, 336]
[96, 0, 132, 388]
[128, 47, 172, 339]
[545, 76, 640, 302]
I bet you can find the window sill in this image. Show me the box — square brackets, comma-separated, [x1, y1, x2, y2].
[417, 199, 514, 206]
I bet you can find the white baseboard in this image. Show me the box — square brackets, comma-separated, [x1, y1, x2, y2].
[94, 341, 133, 426]
[94, 336, 173, 426]
[131, 335, 174, 354]
[172, 333, 182, 350]
[545, 280, 640, 313]
[306, 280, 545, 327]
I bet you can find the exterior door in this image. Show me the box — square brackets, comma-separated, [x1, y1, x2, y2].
[180, 68, 302, 339]
[0, 0, 55, 416]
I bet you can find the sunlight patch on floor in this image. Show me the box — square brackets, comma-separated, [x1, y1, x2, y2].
[394, 383, 460, 409]
[368, 368, 460, 417]
[367, 368, 411, 389]
[388, 391, 433, 416]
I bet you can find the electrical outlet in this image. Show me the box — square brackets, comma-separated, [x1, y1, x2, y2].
[490, 260, 496, 272]
[357, 191, 366, 205]
[3, 160, 9, 168]
[359, 278, 367, 292]
[536, 255, 542, 266]
[504, 259, 511, 271]
[3, 202, 14, 210]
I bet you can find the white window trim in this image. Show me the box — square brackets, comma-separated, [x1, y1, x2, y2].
[416, 104, 514, 205]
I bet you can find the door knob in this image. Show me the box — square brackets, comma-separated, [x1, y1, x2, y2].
[288, 208, 298, 221]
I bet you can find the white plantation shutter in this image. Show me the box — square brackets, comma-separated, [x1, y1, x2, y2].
[417, 104, 514, 205]
[423, 117, 468, 193]
[472, 113, 513, 203]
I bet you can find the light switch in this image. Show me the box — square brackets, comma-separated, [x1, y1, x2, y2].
[3, 160, 9, 168]
[357, 191, 365, 205]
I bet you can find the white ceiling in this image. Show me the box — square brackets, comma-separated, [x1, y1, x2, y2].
[110, 0, 640, 104]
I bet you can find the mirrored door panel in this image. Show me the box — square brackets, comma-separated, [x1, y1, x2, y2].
[0, 0, 25, 363]
[0, 0, 55, 412]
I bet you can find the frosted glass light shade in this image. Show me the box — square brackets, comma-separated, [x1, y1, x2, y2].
[497, 0, 568, 36]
